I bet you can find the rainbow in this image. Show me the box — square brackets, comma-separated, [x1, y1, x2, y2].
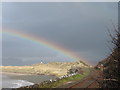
[1, 29, 84, 62]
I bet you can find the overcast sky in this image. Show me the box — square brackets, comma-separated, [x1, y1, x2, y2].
[2, 2, 118, 66]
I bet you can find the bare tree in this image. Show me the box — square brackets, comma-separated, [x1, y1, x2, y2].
[101, 26, 120, 88]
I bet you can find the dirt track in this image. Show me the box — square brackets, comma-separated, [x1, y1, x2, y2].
[68, 69, 102, 88]
[58, 69, 102, 88]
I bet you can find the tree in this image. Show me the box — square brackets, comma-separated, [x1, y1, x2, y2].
[101, 26, 120, 88]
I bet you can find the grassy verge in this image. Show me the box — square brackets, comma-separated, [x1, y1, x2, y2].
[37, 68, 91, 88]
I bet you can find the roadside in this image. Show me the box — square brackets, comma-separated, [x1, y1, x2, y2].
[57, 68, 93, 88]
[59, 69, 102, 88]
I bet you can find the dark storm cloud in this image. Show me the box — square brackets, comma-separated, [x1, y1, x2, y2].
[2, 2, 118, 65]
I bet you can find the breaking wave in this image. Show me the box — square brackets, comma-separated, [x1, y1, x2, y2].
[2, 79, 34, 88]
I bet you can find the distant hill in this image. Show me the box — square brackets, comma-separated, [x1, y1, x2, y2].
[1, 61, 90, 77]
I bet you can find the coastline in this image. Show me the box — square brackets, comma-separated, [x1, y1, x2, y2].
[1, 71, 58, 88]
[1, 61, 90, 88]
[0, 71, 57, 77]
[0, 71, 33, 76]
[18, 68, 91, 89]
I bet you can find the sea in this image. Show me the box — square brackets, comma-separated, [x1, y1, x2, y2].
[1, 72, 57, 89]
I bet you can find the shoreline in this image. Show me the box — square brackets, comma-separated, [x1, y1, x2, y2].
[0, 71, 56, 77]
[18, 69, 91, 89]
[2, 72, 58, 88]
[0, 71, 35, 76]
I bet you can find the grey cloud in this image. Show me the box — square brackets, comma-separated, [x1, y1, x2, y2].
[2, 2, 118, 65]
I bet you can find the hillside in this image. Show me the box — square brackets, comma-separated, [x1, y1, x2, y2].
[1, 61, 90, 77]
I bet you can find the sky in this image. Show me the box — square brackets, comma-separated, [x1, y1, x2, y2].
[1, 2, 118, 66]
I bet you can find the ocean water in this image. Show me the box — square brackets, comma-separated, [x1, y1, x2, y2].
[1, 73, 57, 88]
[2, 74, 34, 88]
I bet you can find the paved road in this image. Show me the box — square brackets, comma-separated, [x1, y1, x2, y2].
[57, 69, 102, 88]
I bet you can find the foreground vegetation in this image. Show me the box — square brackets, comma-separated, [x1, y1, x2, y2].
[38, 68, 90, 88]
[98, 26, 120, 88]
[38, 74, 83, 88]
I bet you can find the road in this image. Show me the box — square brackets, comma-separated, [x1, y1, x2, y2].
[57, 69, 102, 89]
